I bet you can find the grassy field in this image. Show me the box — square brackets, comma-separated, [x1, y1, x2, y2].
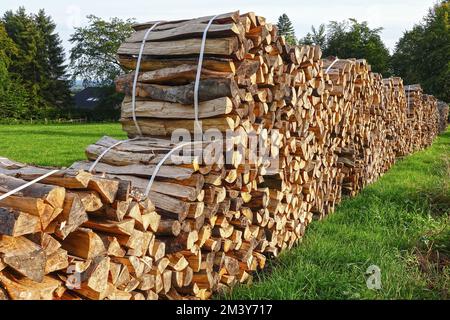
[0, 123, 125, 167]
[0, 123, 448, 299]
[226, 127, 450, 300]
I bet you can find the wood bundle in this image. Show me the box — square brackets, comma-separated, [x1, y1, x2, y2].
[0, 158, 178, 300]
[0, 11, 445, 300]
[113, 10, 318, 294]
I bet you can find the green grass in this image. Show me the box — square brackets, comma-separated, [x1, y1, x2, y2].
[0, 123, 126, 167]
[225, 127, 450, 300]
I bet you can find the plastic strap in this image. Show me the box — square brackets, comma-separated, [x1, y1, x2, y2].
[144, 141, 205, 196]
[89, 138, 138, 173]
[132, 21, 162, 136]
[0, 169, 60, 201]
[193, 14, 220, 132]
[325, 57, 339, 74]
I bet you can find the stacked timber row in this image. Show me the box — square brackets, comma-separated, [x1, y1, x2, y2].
[71, 137, 260, 299]
[0, 11, 445, 300]
[322, 58, 389, 196]
[437, 101, 449, 133]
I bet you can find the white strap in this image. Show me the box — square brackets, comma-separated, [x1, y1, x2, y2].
[132, 22, 162, 136]
[325, 57, 339, 74]
[0, 169, 60, 201]
[89, 138, 139, 172]
[144, 141, 205, 196]
[193, 14, 220, 132]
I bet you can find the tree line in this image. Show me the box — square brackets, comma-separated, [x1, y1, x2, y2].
[0, 3, 448, 122]
[0, 8, 134, 121]
[0, 8, 71, 120]
[277, 1, 449, 102]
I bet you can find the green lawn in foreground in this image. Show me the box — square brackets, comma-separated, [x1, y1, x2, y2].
[0, 123, 126, 167]
[226, 127, 450, 300]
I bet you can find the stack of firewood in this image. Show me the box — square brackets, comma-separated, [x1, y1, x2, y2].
[0, 158, 171, 300]
[0, 11, 445, 300]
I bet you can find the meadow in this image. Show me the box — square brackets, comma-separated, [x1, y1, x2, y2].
[0, 123, 126, 167]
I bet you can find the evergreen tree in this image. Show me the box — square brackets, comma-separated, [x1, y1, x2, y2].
[2, 8, 72, 118]
[34, 9, 72, 114]
[277, 14, 297, 45]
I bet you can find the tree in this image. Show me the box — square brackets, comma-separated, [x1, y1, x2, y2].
[2, 7, 42, 112]
[69, 15, 135, 86]
[2, 7, 71, 118]
[34, 9, 72, 114]
[277, 14, 297, 45]
[392, 1, 450, 102]
[324, 19, 391, 75]
[301, 24, 326, 47]
[0, 22, 30, 119]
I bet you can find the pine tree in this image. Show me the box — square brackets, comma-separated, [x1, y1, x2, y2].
[34, 9, 72, 115]
[0, 23, 29, 119]
[277, 14, 297, 45]
[2, 7, 42, 114]
[2, 8, 72, 118]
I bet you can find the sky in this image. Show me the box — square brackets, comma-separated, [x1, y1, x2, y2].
[1, 0, 438, 58]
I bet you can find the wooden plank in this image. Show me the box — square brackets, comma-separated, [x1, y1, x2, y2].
[126, 23, 241, 43]
[121, 116, 237, 136]
[120, 97, 234, 119]
[118, 37, 240, 57]
[118, 56, 236, 73]
[71, 161, 195, 180]
[132, 11, 240, 31]
[116, 65, 232, 85]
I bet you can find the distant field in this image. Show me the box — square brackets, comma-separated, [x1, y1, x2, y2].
[0, 123, 126, 167]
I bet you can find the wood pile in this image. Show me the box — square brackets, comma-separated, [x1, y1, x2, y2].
[0, 11, 445, 300]
[437, 101, 449, 133]
[0, 158, 167, 300]
[405, 85, 441, 150]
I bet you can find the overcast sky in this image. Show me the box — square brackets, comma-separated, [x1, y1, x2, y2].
[1, 0, 438, 57]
